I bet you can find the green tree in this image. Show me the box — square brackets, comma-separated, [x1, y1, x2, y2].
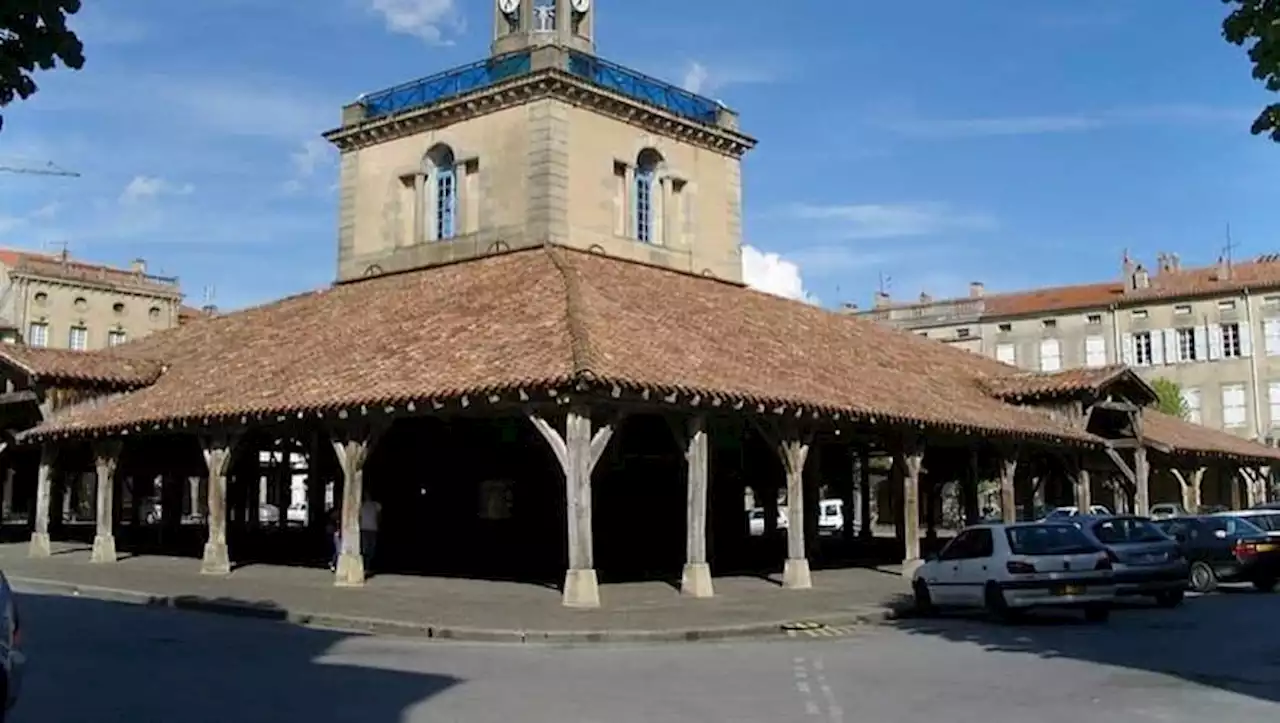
[0, 0, 85, 133]
[1221, 0, 1280, 142]
[1151, 377, 1190, 419]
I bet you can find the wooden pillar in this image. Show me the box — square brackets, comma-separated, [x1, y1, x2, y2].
[1172, 467, 1204, 513]
[898, 433, 924, 565]
[841, 445, 857, 542]
[1075, 465, 1091, 511]
[330, 423, 386, 587]
[858, 447, 873, 540]
[90, 440, 122, 563]
[778, 427, 812, 590]
[29, 443, 55, 558]
[1133, 447, 1151, 516]
[680, 415, 713, 598]
[529, 406, 617, 608]
[998, 453, 1017, 524]
[199, 433, 239, 575]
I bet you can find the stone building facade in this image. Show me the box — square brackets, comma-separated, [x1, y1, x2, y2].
[850, 252, 1280, 443]
[0, 249, 185, 350]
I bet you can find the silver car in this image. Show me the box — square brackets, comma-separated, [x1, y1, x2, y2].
[0, 572, 24, 720]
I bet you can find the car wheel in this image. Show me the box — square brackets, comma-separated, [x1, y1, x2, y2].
[912, 580, 934, 614]
[1154, 590, 1185, 608]
[1189, 562, 1217, 593]
[1252, 577, 1277, 593]
[1084, 604, 1111, 623]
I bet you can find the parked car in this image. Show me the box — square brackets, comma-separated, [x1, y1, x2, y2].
[747, 508, 787, 536]
[1253, 501, 1280, 510]
[1148, 503, 1186, 520]
[911, 522, 1116, 622]
[818, 499, 844, 535]
[1213, 509, 1280, 538]
[1154, 516, 1280, 593]
[1, 571, 25, 721]
[286, 502, 309, 526]
[1074, 515, 1188, 607]
[1041, 505, 1113, 521]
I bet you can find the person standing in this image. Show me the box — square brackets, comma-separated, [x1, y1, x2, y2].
[326, 506, 341, 571]
[359, 496, 382, 573]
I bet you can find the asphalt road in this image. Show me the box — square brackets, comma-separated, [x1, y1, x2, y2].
[11, 586, 1280, 723]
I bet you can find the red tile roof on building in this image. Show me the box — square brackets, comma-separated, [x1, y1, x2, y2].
[981, 366, 1157, 403]
[0, 345, 164, 388]
[22, 246, 1098, 446]
[1143, 410, 1280, 463]
[0, 248, 181, 297]
[887, 256, 1280, 320]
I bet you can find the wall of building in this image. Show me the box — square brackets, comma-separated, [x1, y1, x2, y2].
[4, 274, 181, 350]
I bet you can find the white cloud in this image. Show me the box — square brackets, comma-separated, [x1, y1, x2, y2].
[883, 105, 1257, 139]
[679, 60, 775, 98]
[120, 176, 194, 205]
[742, 245, 818, 304]
[369, 0, 460, 44]
[283, 139, 337, 194]
[788, 202, 997, 240]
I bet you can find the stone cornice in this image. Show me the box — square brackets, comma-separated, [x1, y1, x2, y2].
[323, 68, 758, 159]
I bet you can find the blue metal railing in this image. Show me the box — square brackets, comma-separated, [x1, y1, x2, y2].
[566, 52, 721, 125]
[362, 51, 534, 120]
[357, 49, 724, 127]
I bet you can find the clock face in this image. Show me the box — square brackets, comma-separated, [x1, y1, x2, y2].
[498, 0, 519, 14]
[571, 0, 589, 12]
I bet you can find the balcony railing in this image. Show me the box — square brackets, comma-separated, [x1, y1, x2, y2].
[362, 51, 534, 120]
[566, 52, 720, 125]
[357, 49, 724, 127]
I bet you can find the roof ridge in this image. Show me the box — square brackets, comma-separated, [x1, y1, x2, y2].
[542, 244, 597, 379]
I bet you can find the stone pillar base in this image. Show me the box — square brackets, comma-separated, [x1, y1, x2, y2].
[782, 558, 812, 590]
[334, 552, 365, 587]
[28, 532, 51, 559]
[900, 557, 925, 578]
[680, 562, 714, 598]
[91, 534, 117, 563]
[562, 568, 600, 608]
[200, 541, 231, 575]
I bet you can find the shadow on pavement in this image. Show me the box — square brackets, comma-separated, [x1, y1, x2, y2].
[15, 592, 462, 723]
[888, 589, 1280, 704]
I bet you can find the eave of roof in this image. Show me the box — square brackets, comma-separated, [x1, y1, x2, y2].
[0, 346, 164, 388]
[1142, 410, 1280, 463]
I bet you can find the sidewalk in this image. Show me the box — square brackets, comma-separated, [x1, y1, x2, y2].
[1, 543, 910, 643]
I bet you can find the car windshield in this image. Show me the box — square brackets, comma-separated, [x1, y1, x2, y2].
[1091, 517, 1168, 544]
[1206, 516, 1265, 537]
[1005, 524, 1099, 555]
[1244, 513, 1280, 532]
[1044, 508, 1075, 520]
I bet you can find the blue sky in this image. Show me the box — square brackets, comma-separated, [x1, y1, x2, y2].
[0, 0, 1275, 310]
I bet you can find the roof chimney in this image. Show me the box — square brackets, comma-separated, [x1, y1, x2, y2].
[873, 291, 891, 309]
[1216, 255, 1231, 281]
[1169, 252, 1180, 271]
[1132, 264, 1150, 290]
[1122, 250, 1135, 283]
[918, 291, 932, 304]
[131, 258, 146, 274]
[969, 281, 984, 298]
[840, 301, 859, 314]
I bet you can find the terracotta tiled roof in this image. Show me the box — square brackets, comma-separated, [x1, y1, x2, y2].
[0, 346, 164, 387]
[24, 246, 1097, 446]
[900, 257, 1280, 319]
[981, 366, 1156, 402]
[1143, 410, 1280, 463]
[0, 248, 181, 297]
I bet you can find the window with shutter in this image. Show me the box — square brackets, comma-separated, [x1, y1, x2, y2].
[1039, 339, 1061, 371]
[1182, 388, 1202, 424]
[1270, 382, 1280, 428]
[1085, 336, 1107, 367]
[1222, 384, 1247, 427]
[996, 343, 1016, 365]
[1266, 319, 1280, 356]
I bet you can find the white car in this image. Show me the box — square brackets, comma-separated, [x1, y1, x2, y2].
[746, 508, 788, 536]
[1213, 509, 1280, 539]
[818, 499, 844, 535]
[911, 522, 1117, 622]
[1148, 503, 1186, 520]
[1041, 505, 1113, 521]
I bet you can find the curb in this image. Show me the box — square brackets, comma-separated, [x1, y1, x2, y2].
[11, 576, 904, 645]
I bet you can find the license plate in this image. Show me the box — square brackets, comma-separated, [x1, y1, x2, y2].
[1055, 584, 1085, 596]
[1258, 544, 1276, 552]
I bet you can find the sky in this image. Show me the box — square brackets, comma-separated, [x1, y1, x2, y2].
[0, 0, 1276, 311]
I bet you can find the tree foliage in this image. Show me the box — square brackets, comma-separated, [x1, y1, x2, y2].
[1151, 377, 1190, 420]
[0, 0, 85, 133]
[1222, 0, 1280, 142]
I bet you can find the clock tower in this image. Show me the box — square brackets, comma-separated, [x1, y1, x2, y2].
[492, 0, 594, 56]
[324, 0, 755, 286]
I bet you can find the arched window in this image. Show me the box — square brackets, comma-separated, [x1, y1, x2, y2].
[425, 144, 457, 241]
[634, 148, 662, 243]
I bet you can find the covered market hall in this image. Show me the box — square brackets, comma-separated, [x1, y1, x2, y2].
[1, 246, 1276, 608]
